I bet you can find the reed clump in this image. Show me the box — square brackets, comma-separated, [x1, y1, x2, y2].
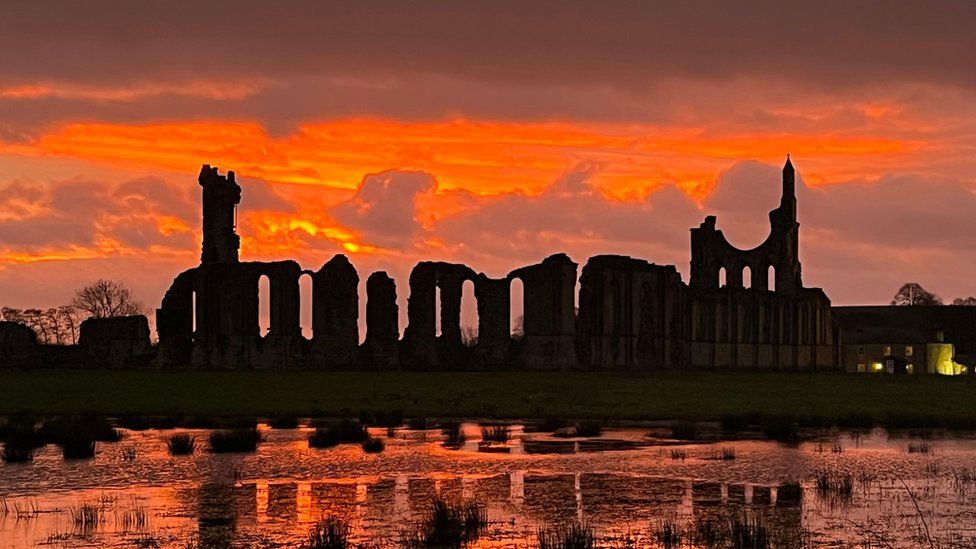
[167, 434, 197, 456]
[403, 497, 487, 548]
[537, 521, 596, 549]
[480, 425, 509, 443]
[361, 436, 385, 453]
[305, 517, 350, 549]
[208, 428, 260, 453]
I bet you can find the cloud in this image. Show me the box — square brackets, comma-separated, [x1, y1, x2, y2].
[331, 170, 436, 249]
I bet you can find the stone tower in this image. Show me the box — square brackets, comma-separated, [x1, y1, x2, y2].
[199, 164, 241, 264]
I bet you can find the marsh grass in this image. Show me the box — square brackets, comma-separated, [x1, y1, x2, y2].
[729, 515, 770, 549]
[814, 469, 854, 502]
[361, 436, 385, 453]
[908, 441, 933, 454]
[692, 519, 723, 547]
[208, 428, 260, 453]
[669, 449, 687, 461]
[480, 425, 509, 443]
[70, 502, 103, 535]
[537, 521, 596, 549]
[403, 497, 487, 548]
[653, 517, 682, 548]
[306, 517, 350, 549]
[167, 434, 197, 456]
[308, 421, 367, 449]
[60, 432, 96, 459]
[720, 447, 736, 460]
[120, 446, 137, 461]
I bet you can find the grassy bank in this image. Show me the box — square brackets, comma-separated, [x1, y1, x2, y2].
[0, 369, 974, 425]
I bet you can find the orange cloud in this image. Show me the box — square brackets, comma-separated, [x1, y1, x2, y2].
[14, 118, 924, 203]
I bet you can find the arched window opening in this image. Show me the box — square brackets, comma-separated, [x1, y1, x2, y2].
[460, 280, 478, 347]
[191, 290, 197, 337]
[510, 278, 525, 339]
[718, 266, 727, 288]
[767, 265, 776, 292]
[434, 284, 442, 338]
[743, 266, 752, 289]
[299, 273, 313, 340]
[258, 274, 271, 337]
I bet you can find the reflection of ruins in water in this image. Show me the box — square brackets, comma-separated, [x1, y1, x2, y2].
[209, 472, 805, 545]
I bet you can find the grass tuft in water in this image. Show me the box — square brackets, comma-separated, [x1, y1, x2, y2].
[692, 519, 723, 547]
[719, 446, 737, 460]
[537, 521, 596, 549]
[361, 436, 385, 453]
[69, 502, 102, 535]
[729, 515, 770, 549]
[669, 449, 687, 461]
[308, 421, 367, 449]
[907, 441, 932, 454]
[167, 434, 197, 456]
[653, 517, 682, 548]
[208, 428, 260, 453]
[813, 469, 854, 501]
[404, 497, 487, 548]
[480, 425, 509, 443]
[305, 517, 350, 549]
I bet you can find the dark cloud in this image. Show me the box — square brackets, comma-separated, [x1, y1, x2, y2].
[2, 2, 973, 91]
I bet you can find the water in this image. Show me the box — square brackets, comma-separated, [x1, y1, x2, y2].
[2, 423, 976, 547]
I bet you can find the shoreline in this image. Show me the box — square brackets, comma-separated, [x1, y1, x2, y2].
[1, 370, 974, 429]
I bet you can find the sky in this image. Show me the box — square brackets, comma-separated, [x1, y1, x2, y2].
[2, 1, 976, 324]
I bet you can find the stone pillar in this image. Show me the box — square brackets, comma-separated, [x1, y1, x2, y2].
[363, 271, 399, 368]
[474, 275, 510, 366]
[312, 255, 360, 367]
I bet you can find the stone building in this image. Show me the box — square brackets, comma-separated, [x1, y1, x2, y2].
[154, 159, 841, 370]
[834, 306, 976, 375]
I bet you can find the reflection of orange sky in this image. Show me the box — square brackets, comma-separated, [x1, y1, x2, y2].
[0, 116, 932, 262]
[20, 118, 924, 200]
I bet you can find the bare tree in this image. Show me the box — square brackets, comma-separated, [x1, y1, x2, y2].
[891, 283, 942, 306]
[511, 315, 525, 340]
[461, 326, 479, 347]
[71, 279, 146, 318]
[952, 297, 976, 306]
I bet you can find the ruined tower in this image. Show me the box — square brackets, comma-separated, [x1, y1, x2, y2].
[689, 156, 802, 293]
[199, 165, 242, 264]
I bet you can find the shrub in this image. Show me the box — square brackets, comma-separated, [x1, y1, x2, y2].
[209, 428, 260, 453]
[759, 415, 798, 442]
[537, 521, 596, 549]
[305, 517, 350, 549]
[60, 431, 96, 459]
[308, 421, 367, 449]
[2, 441, 35, 463]
[361, 437, 385, 453]
[167, 434, 197, 456]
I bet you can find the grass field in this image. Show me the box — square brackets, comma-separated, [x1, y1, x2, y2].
[1, 369, 975, 426]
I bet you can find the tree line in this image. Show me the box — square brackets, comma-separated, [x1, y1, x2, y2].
[891, 282, 976, 306]
[1, 279, 145, 345]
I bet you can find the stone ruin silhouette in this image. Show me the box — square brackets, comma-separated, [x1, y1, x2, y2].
[153, 159, 839, 370]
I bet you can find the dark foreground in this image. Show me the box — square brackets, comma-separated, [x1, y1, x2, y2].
[1, 370, 974, 427]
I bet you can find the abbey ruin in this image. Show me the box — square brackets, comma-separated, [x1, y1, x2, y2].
[151, 159, 840, 370]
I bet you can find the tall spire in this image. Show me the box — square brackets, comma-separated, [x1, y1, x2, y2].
[779, 154, 796, 221]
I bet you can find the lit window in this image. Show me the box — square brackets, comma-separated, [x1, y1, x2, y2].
[883, 345, 891, 356]
[906, 363, 914, 374]
[905, 346, 913, 357]
[857, 346, 865, 357]
[857, 363, 866, 373]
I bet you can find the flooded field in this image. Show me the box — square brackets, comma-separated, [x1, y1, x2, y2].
[2, 421, 976, 548]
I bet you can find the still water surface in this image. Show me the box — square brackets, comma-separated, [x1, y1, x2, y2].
[2, 423, 976, 548]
